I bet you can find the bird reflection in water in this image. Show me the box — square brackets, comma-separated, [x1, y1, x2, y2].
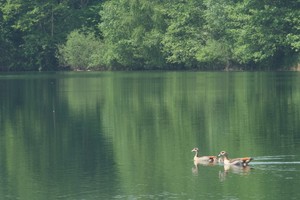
[219, 165, 252, 181]
[192, 160, 217, 175]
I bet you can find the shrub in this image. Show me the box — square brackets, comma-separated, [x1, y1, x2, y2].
[57, 30, 104, 70]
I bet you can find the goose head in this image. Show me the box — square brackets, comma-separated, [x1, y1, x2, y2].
[218, 151, 228, 157]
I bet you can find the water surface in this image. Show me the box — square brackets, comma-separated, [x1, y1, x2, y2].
[1, 71, 300, 199]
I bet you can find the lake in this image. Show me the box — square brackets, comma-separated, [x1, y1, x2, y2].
[1, 71, 300, 200]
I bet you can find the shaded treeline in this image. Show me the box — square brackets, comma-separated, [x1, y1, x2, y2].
[0, 0, 299, 71]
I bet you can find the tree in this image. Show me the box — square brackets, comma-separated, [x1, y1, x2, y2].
[0, 0, 103, 71]
[100, 0, 167, 69]
[161, 0, 207, 68]
[0, 7, 11, 70]
[196, 0, 233, 69]
[1, 0, 299, 70]
[228, 0, 300, 69]
[57, 29, 104, 70]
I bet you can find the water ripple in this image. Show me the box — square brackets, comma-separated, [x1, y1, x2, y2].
[251, 161, 300, 165]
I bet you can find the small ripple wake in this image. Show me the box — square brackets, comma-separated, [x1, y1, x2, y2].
[248, 155, 300, 172]
[251, 155, 300, 165]
[251, 161, 300, 165]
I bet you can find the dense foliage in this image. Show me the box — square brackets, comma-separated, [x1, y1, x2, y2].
[0, 0, 102, 71]
[0, 0, 299, 71]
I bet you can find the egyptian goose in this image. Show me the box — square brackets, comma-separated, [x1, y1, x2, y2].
[191, 147, 217, 163]
[218, 151, 253, 166]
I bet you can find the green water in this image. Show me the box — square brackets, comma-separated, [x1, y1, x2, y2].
[1, 71, 300, 200]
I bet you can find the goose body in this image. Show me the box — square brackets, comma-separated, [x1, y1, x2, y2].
[218, 151, 253, 166]
[191, 147, 217, 163]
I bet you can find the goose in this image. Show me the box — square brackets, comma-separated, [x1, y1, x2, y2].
[191, 147, 217, 163]
[218, 151, 253, 166]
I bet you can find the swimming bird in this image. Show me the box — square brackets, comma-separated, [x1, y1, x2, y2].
[218, 151, 253, 166]
[191, 147, 217, 163]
